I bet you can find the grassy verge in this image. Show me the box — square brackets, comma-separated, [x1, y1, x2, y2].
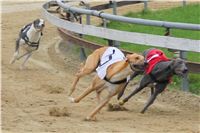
[84, 3, 200, 95]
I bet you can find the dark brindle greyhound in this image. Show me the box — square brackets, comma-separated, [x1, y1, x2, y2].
[118, 48, 188, 113]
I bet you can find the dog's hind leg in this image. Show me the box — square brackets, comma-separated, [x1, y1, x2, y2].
[86, 95, 111, 121]
[120, 75, 152, 105]
[20, 52, 32, 70]
[85, 84, 123, 121]
[140, 83, 167, 113]
[86, 86, 121, 120]
[10, 39, 20, 64]
[69, 53, 100, 96]
[96, 85, 107, 104]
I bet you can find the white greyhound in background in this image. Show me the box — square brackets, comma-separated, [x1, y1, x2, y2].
[10, 18, 45, 69]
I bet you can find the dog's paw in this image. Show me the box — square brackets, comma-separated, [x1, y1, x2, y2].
[84, 116, 97, 121]
[68, 91, 73, 97]
[68, 97, 75, 103]
[10, 59, 15, 64]
[118, 100, 125, 106]
[107, 103, 128, 111]
[20, 65, 27, 70]
[140, 110, 145, 114]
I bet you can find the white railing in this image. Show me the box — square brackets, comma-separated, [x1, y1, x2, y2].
[43, 0, 200, 53]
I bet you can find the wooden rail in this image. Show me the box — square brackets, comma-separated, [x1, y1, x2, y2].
[58, 28, 200, 74]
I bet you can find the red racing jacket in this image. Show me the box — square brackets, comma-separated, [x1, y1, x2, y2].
[145, 49, 170, 74]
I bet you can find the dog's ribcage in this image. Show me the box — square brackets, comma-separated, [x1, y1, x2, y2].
[106, 66, 132, 92]
[19, 25, 42, 51]
[26, 25, 42, 43]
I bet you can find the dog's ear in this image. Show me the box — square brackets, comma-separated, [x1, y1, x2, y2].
[169, 59, 177, 69]
[126, 54, 144, 63]
[33, 19, 40, 26]
[125, 54, 131, 61]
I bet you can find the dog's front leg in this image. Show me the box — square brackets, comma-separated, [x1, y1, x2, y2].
[85, 85, 120, 121]
[20, 52, 32, 70]
[85, 96, 111, 121]
[120, 75, 151, 105]
[140, 83, 167, 113]
[117, 71, 140, 100]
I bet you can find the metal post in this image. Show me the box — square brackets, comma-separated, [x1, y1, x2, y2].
[180, 51, 189, 91]
[86, 3, 90, 25]
[108, 40, 114, 46]
[69, 12, 75, 22]
[183, 0, 186, 6]
[144, 0, 148, 11]
[103, 18, 107, 28]
[165, 28, 179, 58]
[112, 0, 117, 15]
[103, 2, 112, 46]
[79, 16, 86, 60]
[165, 27, 189, 91]
[66, 12, 71, 21]
[103, 18, 114, 46]
[111, 0, 120, 47]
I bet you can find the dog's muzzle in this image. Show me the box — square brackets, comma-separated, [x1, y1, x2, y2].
[35, 23, 45, 31]
[144, 61, 148, 66]
[131, 64, 145, 71]
[39, 24, 45, 29]
[183, 68, 188, 74]
[176, 68, 188, 77]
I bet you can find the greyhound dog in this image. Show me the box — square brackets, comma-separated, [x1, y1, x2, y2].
[118, 48, 188, 113]
[69, 46, 144, 120]
[10, 19, 45, 69]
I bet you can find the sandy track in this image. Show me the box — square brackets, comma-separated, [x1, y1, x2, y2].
[1, 1, 200, 133]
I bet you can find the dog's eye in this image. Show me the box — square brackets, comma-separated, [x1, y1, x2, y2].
[135, 56, 139, 60]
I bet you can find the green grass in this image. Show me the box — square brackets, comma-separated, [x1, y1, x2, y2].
[107, 4, 200, 62]
[84, 4, 200, 95]
[109, 5, 200, 39]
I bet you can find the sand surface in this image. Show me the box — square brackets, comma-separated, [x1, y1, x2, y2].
[1, 1, 200, 133]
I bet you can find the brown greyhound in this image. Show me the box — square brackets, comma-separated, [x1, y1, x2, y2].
[69, 46, 144, 121]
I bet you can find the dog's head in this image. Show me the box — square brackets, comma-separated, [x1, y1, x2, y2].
[170, 58, 188, 77]
[126, 53, 144, 71]
[33, 19, 45, 31]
